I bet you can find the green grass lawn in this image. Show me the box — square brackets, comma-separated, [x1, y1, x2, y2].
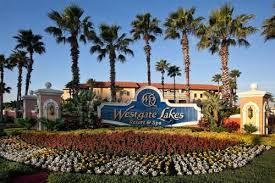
[1, 148, 274, 183]
[0, 157, 37, 183]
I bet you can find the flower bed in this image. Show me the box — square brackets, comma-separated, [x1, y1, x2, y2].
[0, 136, 271, 176]
[20, 131, 239, 155]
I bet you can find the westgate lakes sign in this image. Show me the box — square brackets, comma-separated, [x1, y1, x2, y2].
[98, 86, 201, 127]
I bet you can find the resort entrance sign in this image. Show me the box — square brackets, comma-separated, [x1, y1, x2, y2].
[98, 86, 201, 127]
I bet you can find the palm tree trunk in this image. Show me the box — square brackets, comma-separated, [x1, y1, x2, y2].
[181, 33, 191, 103]
[161, 71, 164, 98]
[144, 41, 151, 85]
[0, 65, 3, 121]
[173, 76, 176, 102]
[25, 52, 33, 96]
[219, 44, 231, 102]
[16, 65, 23, 118]
[110, 54, 116, 102]
[70, 34, 80, 95]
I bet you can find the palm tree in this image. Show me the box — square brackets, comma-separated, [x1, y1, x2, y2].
[155, 59, 170, 97]
[90, 24, 133, 102]
[86, 78, 96, 91]
[131, 13, 162, 85]
[167, 65, 182, 102]
[8, 50, 28, 117]
[0, 54, 12, 121]
[45, 4, 95, 94]
[65, 81, 74, 99]
[262, 15, 275, 41]
[229, 69, 241, 104]
[14, 29, 45, 96]
[197, 4, 256, 102]
[164, 7, 204, 103]
[212, 74, 222, 92]
[203, 91, 223, 128]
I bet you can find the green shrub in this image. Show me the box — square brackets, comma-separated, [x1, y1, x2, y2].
[244, 124, 258, 134]
[15, 118, 37, 130]
[252, 135, 261, 145]
[210, 126, 228, 133]
[0, 129, 6, 137]
[3, 128, 25, 136]
[40, 118, 65, 131]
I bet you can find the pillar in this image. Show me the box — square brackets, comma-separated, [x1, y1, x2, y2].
[35, 82, 63, 130]
[238, 83, 271, 135]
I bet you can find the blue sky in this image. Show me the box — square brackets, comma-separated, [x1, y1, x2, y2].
[1, 0, 274, 102]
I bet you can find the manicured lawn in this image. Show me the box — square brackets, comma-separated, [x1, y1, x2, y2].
[0, 148, 274, 183]
[0, 157, 38, 183]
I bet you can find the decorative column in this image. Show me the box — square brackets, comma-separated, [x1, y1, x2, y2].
[35, 82, 63, 130]
[238, 83, 271, 135]
[22, 90, 37, 119]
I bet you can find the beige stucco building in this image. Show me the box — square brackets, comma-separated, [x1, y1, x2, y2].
[63, 81, 218, 103]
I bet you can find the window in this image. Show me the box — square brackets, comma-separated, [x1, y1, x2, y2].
[194, 93, 197, 98]
[126, 91, 130, 96]
[200, 94, 203, 98]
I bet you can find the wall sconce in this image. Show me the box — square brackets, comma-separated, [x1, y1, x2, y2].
[248, 106, 253, 119]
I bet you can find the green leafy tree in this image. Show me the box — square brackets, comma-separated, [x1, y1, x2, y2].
[212, 74, 222, 92]
[167, 65, 182, 102]
[197, 4, 256, 102]
[8, 50, 28, 117]
[14, 29, 45, 95]
[90, 24, 133, 102]
[0, 55, 12, 121]
[155, 59, 170, 97]
[164, 7, 204, 102]
[131, 13, 162, 85]
[45, 4, 95, 94]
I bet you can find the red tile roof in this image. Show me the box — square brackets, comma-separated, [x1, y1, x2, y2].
[79, 81, 218, 91]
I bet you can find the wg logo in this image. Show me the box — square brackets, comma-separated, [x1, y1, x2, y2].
[142, 93, 156, 107]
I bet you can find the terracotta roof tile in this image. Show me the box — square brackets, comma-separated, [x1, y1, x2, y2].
[80, 81, 218, 91]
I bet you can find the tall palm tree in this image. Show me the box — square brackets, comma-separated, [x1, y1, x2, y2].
[14, 29, 45, 96]
[8, 50, 28, 117]
[131, 13, 162, 85]
[164, 7, 204, 103]
[0, 55, 12, 121]
[212, 74, 222, 92]
[45, 4, 95, 94]
[167, 65, 182, 102]
[155, 59, 170, 97]
[197, 4, 256, 102]
[90, 24, 134, 102]
[262, 15, 275, 41]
